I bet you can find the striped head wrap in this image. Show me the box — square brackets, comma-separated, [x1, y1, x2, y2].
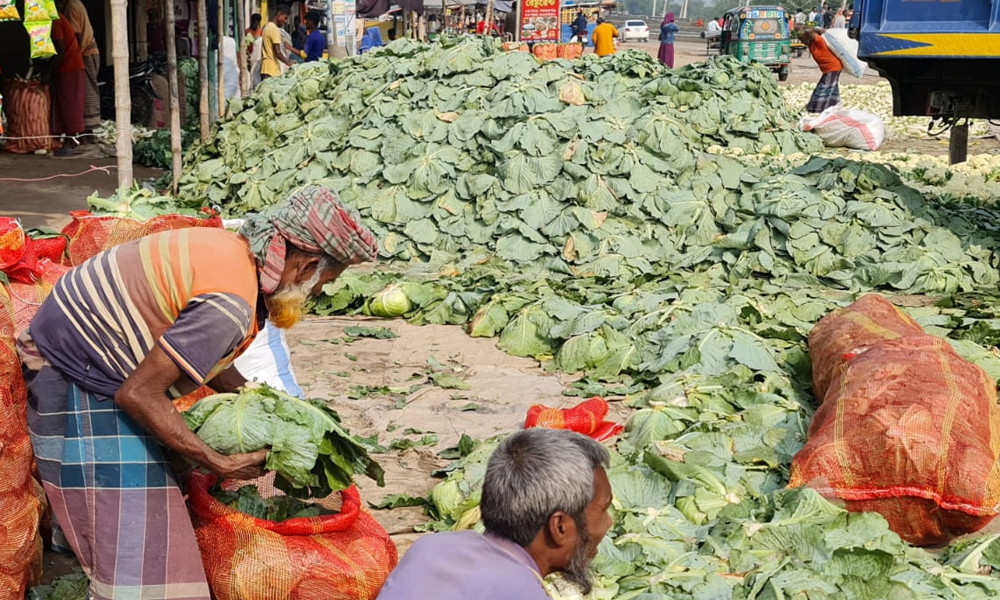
[241, 186, 378, 294]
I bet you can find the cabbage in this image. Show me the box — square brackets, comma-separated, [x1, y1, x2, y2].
[184, 384, 384, 498]
[367, 284, 413, 318]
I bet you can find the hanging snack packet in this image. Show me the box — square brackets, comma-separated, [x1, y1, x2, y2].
[23, 0, 57, 21]
[0, 0, 20, 22]
[24, 21, 57, 59]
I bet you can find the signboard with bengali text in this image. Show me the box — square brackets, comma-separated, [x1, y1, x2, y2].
[520, 0, 561, 42]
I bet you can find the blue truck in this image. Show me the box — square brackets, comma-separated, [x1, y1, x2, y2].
[849, 0, 1000, 162]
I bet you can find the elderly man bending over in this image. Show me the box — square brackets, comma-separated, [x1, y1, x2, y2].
[377, 428, 613, 599]
[21, 186, 377, 600]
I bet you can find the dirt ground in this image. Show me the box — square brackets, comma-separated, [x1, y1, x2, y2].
[285, 316, 632, 553]
[0, 153, 162, 230]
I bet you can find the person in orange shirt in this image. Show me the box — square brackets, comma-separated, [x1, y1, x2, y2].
[590, 18, 618, 57]
[800, 28, 843, 113]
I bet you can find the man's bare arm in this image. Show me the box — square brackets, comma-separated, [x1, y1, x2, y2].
[115, 345, 266, 480]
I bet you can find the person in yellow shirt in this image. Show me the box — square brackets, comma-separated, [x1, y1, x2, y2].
[261, 5, 294, 80]
[590, 18, 618, 56]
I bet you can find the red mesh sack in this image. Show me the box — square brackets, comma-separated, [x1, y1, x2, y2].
[532, 44, 558, 60]
[4, 237, 68, 285]
[808, 294, 923, 401]
[790, 296, 1000, 546]
[525, 397, 624, 442]
[172, 386, 215, 413]
[188, 471, 398, 600]
[61, 211, 224, 267]
[557, 44, 583, 59]
[0, 286, 45, 598]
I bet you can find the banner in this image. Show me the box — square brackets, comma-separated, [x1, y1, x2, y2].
[520, 0, 560, 42]
[332, 0, 357, 55]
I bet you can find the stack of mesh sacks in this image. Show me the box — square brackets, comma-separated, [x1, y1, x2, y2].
[0, 218, 60, 598]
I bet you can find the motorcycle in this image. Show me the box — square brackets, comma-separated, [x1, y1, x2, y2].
[97, 59, 161, 126]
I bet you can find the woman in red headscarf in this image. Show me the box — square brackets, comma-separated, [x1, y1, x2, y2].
[658, 13, 680, 67]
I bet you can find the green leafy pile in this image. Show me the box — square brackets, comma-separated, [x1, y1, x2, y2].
[184, 384, 384, 498]
[213, 483, 337, 521]
[167, 36, 1000, 598]
[133, 126, 198, 170]
[179, 58, 200, 129]
[86, 185, 207, 219]
[176, 37, 820, 220]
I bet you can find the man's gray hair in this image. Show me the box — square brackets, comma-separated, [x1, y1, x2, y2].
[481, 428, 610, 548]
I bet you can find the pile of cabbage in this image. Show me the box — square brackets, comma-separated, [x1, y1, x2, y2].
[172, 38, 1000, 598]
[176, 37, 820, 216]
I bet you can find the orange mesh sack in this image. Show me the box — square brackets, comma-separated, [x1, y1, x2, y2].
[808, 294, 923, 401]
[557, 44, 583, 59]
[1, 80, 60, 154]
[6, 259, 70, 338]
[0, 287, 45, 598]
[790, 297, 1000, 546]
[532, 43, 558, 60]
[525, 397, 624, 442]
[188, 471, 398, 600]
[61, 211, 223, 266]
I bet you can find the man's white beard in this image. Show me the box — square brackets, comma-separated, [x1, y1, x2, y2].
[267, 268, 322, 329]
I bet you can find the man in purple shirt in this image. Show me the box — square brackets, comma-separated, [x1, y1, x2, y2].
[377, 429, 613, 599]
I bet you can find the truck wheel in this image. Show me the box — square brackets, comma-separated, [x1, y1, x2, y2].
[778, 67, 789, 82]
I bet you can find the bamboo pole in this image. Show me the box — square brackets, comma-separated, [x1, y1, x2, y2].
[217, 0, 226, 117]
[197, 0, 210, 140]
[235, 0, 247, 96]
[484, 0, 494, 35]
[165, 0, 182, 193]
[109, 0, 132, 188]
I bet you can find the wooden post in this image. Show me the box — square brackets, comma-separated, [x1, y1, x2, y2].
[218, 0, 227, 117]
[950, 121, 969, 165]
[198, 0, 210, 140]
[165, 0, 183, 193]
[235, 0, 247, 96]
[513, 0, 520, 41]
[484, 0, 494, 35]
[109, 0, 132, 188]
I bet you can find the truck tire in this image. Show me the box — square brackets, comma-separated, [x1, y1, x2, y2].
[778, 67, 790, 82]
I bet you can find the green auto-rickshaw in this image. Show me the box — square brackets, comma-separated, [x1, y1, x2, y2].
[718, 6, 792, 81]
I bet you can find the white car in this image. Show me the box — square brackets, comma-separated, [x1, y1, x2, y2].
[620, 20, 650, 43]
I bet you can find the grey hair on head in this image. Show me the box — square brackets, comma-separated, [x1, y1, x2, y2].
[480, 428, 610, 548]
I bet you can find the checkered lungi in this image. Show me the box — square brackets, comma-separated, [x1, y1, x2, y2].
[806, 70, 841, 113]
[25, 366, 210, 600]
